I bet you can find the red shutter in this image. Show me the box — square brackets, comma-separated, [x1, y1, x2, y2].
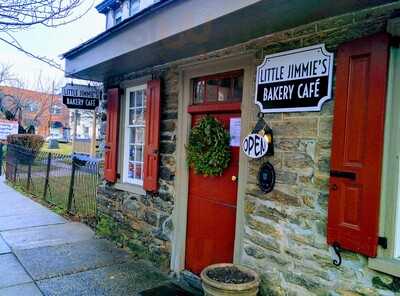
[143, 80, 161, 192]
[104, 88, 120, 183]
[327, 33, 389, 257]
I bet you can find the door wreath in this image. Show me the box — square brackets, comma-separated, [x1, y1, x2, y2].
[186, 115, 231, 176]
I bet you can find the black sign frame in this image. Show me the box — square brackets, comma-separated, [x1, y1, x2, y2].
[255, 44, 334, 113]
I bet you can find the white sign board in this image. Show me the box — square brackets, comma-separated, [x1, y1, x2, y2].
[255, 44, 334, 113]
[229, 118, 241, 147]
[62, 84, 100, 110]
[242, 134, 268, 159]
[0, 120, 18, 140]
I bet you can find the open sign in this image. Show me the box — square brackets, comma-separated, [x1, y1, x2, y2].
[242, 134, 268, 159]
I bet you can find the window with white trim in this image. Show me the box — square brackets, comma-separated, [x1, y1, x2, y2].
[130, 0, 140, 15]
[114, 6, 122, 25]
[123, 85, 147, 185]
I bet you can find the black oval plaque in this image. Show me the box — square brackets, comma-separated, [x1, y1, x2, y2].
[258, 162, 275, 193]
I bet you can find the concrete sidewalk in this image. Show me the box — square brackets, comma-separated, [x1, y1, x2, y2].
[0, 178, 170, 296]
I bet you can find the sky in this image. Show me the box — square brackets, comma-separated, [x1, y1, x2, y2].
[0, 1, 105, 91]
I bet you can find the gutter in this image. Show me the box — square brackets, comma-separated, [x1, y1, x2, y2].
[62, 0, 179, 59]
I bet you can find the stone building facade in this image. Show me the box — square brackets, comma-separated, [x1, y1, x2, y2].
[64, 1, 400, 294]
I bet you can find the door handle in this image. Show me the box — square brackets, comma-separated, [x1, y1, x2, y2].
[330, 170, 356, 180]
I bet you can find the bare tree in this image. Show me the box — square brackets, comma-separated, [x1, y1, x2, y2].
[0, 0, 94, 71]
[0, 64, 17, 85]
[0, 71, 66, 133]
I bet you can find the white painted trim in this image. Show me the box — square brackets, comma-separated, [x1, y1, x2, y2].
[122, 84, 147, 185]
[369, 47, 400, 277]
[170, 54, 254, 273]
[254, 43, 334, 113]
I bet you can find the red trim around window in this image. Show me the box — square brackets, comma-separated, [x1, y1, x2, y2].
[187, 102, 242, 114]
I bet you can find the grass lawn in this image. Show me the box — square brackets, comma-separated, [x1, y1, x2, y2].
[41, 142, 73, 155]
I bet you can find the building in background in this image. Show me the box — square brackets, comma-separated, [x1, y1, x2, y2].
[0, 86, 70, 140]
[96, 0, 160, 29]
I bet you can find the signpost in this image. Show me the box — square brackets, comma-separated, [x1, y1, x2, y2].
[255, 44, 334, 113]
[62, 83, 100, 157]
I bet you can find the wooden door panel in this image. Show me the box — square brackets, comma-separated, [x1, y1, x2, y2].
[185, 195, 236, 275]
[186, 111, 240, 274]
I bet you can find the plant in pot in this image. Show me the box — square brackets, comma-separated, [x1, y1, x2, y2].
[201, 263, 260, 296]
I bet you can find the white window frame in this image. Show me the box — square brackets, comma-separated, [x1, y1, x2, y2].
[114, 6, 123, 25]
[368, 46, 400, 277]
[122, 84, 147, 186]
[50, 105, 62, 115]
[130, 0, 140, 16]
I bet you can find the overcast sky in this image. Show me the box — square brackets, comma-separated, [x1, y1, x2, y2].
[0, 1, 104, 91]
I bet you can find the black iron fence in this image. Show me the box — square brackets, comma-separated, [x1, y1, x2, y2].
[2, 144, 101, 218]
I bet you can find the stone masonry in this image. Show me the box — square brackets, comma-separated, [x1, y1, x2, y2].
[97, 2, 400, 294]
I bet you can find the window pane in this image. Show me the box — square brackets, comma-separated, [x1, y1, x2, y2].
[130, 0, 140, 15]
[128, 162, 134, 178]
[218, 78, 231, 102]
[129, 128, 136, 144]
[193, 80, 205, 104]
[130, 92, 135, 107]
[129, 145, 135, 161]
[135, 108, 145, 125]
[135, 145, 143, 162]
[232, 76, 243, 101]
[129, 110, 135, 125]
[136, 127, 144, 144]
[135, 163, 142, 180]
[136, 90, 143, 107]
[206, 80, 218, 102]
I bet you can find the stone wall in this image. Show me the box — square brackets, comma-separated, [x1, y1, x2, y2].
[96, 2, 400, 293]
[241, 3, 400, 295]
[97, 68, 179, 270]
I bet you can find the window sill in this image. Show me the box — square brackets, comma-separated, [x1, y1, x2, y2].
[113, 182, 146, 196]
[368, 257, 400, 277]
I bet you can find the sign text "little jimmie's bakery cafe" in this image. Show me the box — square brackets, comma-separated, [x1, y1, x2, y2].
[255, 44, 334, 113]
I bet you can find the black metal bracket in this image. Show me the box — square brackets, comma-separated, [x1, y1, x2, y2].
[332, 242, 342, 266]
[378, 237, 388, 249]
[330, 170, 356, 180]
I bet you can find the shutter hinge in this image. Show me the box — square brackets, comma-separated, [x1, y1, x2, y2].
[378, 237, 388, 249]
[116, 173, 121, 179]
[390, 36, 400, 48]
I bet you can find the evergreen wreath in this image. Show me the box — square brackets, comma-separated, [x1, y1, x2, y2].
[186, 115, 231, 176]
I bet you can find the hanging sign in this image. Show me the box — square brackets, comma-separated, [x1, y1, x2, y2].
[62, 84, 100, 110]
[242, 133, 268, 159]
[0, 120, 18, 140]
[255, 44, 334, 113]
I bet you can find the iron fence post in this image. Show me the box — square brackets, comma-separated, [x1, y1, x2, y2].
[13, 160, 17, 182]
[67, 157, 76, 213]
[43, 153, 51, 200]
[0, 143, 3, 176]
[27, 161, 32, 190]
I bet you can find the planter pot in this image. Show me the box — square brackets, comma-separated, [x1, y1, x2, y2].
[200, 263, 260, 296]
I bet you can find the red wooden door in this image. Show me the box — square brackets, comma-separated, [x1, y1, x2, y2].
[185, 112, 240, 275]
[327, 33, 389, 257]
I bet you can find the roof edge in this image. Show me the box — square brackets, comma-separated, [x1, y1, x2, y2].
[95, 0, 118, 14]
[63, 0, 178, 59]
